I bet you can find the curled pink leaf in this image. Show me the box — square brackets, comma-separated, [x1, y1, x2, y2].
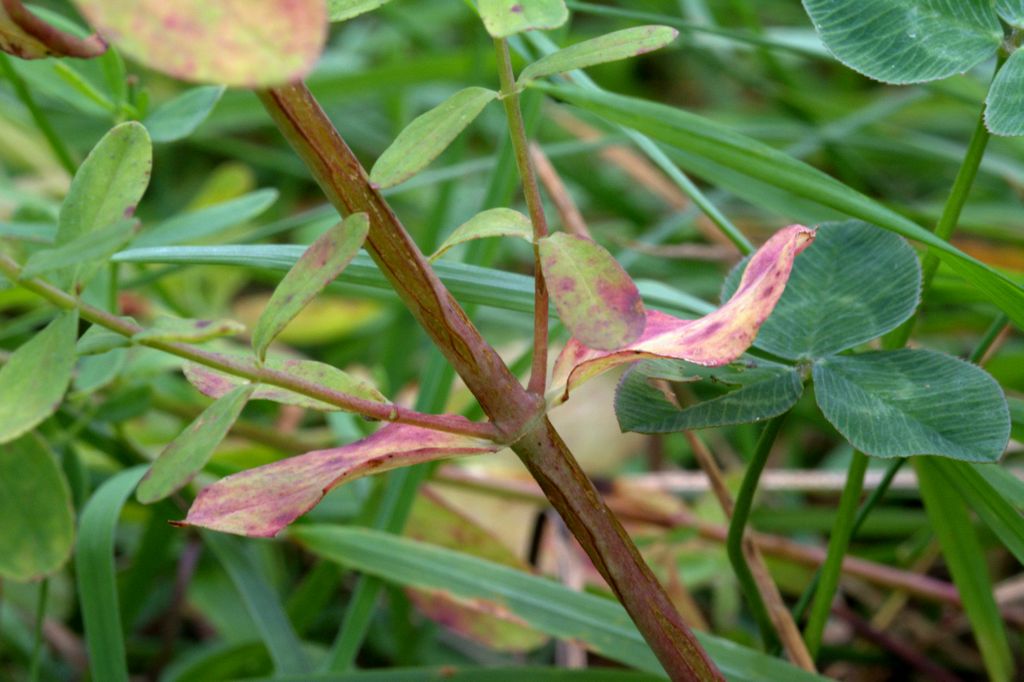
[179, 424, 499, 537]
[1, 0, 106, 59]
[551, 225, 816, 402]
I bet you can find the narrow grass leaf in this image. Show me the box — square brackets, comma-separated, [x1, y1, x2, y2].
[813, 350, 1010, 461]
[540, 232, 646, 351]
[328, 0, 391, 21]
[144, 85, 225, 143]
[986, 49, 1024, 136]
[721, 221, 921, 359]
[76, 466, 146, 682]
[253, 213, 369, 361]
[0, 310, 78, 444]
[0, 434, 74, 581]
[615, 359, 803, 433]
[519, 26, 678, 84]
[479, 0, 569, 38]
[71, 0, 327, 87]
[133, 316, 245, 344]
[293, 526, 827, 682]
[137, 384, 254, 504]
[801, 0, 1001, 84]
[429, 208, 532, 261]
[181, 424, 499, 537]
[184, 353, 388, 410]
[22, 219, 136, 284]
[552, 225, 814, 401]
[370, 87, 498, 189]
[133, 189, 278, 248]
[536, 84, 1024, 330]
[914, 458, 1014, 682]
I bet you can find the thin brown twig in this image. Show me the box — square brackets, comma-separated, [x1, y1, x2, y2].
[529, 142, 592, 239]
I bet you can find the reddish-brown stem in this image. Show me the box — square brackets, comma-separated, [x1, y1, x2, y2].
[259, 83, 722, 682]
[0, 254, 497, 441]
[494, 39, 550, 396]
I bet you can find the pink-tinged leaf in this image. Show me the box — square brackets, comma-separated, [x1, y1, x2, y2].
[183, 352, 388, 411]
[0, 0, 105, 59]
[179, 424, 499, 537]
[551, 225, 816, 402]
[71, 0, 327, 87]
[539, 232, 646, 351]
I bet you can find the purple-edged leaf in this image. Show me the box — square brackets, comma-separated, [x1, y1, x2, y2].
[136, 384, 253, 504]
[429, 208, 533, 262]
[518, 26, 679, 84]
[71, 0, 327, 87]
[179, 424, 499, 537]
[184, 353, 387, 411]
[539, 232, 646, 351]
[134, 316, 245, 344]
[551, 225, 815, 402]
[479, 0, 568, 38]
[253, 213, 369, 361]
[0, 0, 105, 59]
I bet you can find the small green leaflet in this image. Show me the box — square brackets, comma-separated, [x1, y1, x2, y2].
[22, 219, 137, 284]
[133, 316, 245, 344]
[479, 0, 568, 38]
[996, 0, 1024, 26]
[519, 26, 678, 84]
[0, 434, 74, 581]
[986, 49, 1024, 137]
[137, 384, 254, 504]
[801, 0, 1002, 84]
[328, 0, 391, 22]
[813, 350, 1009, 462]
[430, 208, 532, 262]
[370, 87, 498, 189]
[132, 189, 278, 248]
[77, 320, 132, 355]
[539, 232, 646, 351]
[0, 310, 78, 444]
[143, 85, 225, 143]
[253, 213, 369, 361]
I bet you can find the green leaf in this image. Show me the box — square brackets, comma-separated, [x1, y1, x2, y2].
[74, 349, 127, 395]
[615, 359, 804, 433]
[243, 669, 663, 681]
[77, 321, 131, 355]
[813, 350, 1009, 461]
[479, 0, 569, 38]
[519, 26, 678, 84]
[137, 384, 254, 504]
[370, 87, 498, 189]
[535, 83, 1024, 331]
[722, 221, 921, 359]
[986, 49, 1024, 136]
[0, 434, 74, 581]
[22, 219, 136, 284]
[429, 208, 533, 261]
[253, 213, 369, 361]
[76, 466, 147, 682]
[539, 232, 646, 351]
[996, 0, 1024, 26]
[133, 316, 245, 344]
[0, 310, 78, 444]
[144, 85, 225, 143]
[293, 526, 827, 682]
[133, 189, 278, 248]
[801, 0, 1001, 84]
[914, 459, 1014, 682]
[184, 353, 388, 411]
[71, 0, 327, 87]
[328, 0, 391, 21]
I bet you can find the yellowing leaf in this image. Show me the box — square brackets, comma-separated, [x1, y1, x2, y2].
[551, 225, 815, 402]
[71, 0, 327, 87]
[479, 0, 568, 38]
[430, 208, 533, 262]
[0, 0, 105, 59]
[179, 424, 499, 537]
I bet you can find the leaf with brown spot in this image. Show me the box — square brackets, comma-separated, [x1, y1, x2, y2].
[539, 232, 646, 351]
[71, 0, 327, 87]
[0, 0, 105, 59]
[479, 0, 568, 38]
[134, 316, 245, 344]
[550, 225, 815, 403]
[179, 424, 499, 537]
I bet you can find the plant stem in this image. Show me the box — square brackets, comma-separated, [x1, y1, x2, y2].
[802, 450, 868, 656]
[0, 254, 496, 441]
[726, 415, 786, 652]
[259, 83, 722, 682]
[0, 54, 76, 175]
[29, 578, 48, 682]
[495, 38, 550, 395]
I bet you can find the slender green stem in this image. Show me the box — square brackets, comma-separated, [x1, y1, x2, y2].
[802, 450, 869, 656]
[29, 579, 48, 682]
[969, 312, 1010, 364]
[0, 54, 76, 175]
[0, 254, 498, 442]
[726, 415, 786, 651]
[495, 38, 551, 395]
